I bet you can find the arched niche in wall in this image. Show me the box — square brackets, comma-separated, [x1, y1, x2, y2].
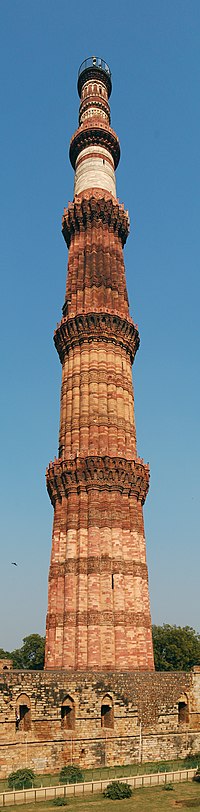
[61, 695, 75, 730]
[178, 693, 189, 724]
[101, 694, 114, 729]
[16, 693, 31, 731]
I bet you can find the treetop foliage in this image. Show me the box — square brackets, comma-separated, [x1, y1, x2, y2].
[152, 624, 200, 671]
[0, 648, 12, 660]
[0, 635, 45, 670]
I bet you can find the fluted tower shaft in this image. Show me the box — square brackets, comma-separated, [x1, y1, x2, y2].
[45, 57, 154, 671]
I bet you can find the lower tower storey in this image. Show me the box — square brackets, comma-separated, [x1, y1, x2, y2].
[45, 455, 154, 671]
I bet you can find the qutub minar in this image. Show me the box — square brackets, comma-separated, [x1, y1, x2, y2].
[0, 58, 199, 779]
[45, 56, 154, 672]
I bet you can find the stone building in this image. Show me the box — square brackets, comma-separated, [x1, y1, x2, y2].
[1, 667, 200, 777]
[0, 58, 199, 779]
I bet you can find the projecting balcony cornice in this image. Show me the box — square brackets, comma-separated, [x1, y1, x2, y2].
[46, 455, 150, 507]
[69, 122, 120, 170]
[62, 195, 129, 248]
[54, 311, 140, 364]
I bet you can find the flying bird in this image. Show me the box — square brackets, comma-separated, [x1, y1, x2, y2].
[11, 562, 18, 566]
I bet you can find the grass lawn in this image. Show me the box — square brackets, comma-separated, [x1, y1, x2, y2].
[2, 783, 200, 811]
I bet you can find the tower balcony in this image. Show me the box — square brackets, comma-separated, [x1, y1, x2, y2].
[78, 56, 112, 98]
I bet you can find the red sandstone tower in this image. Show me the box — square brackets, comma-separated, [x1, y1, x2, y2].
[45, 57, 154, 671]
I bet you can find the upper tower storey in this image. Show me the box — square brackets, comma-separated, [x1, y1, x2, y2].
[69, 56, 120, 198]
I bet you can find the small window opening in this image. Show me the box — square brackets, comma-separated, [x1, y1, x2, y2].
[61, 696, 75, 730]
[16, 705, 31, 731]
[16, 695, 31, 731]
[178, 701, 189, 724]
[20, 705, 31, 730]
[101, 695, 114, 729]
[103, 159, 105, 165]
[112, 574, 114, 589]
[101, 704, 113, 728]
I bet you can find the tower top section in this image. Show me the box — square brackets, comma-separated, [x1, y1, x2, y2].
[70, 56, 119, 197]
[77, 56, 112, 98]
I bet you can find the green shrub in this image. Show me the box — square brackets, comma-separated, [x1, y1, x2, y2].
[163, 783, 174, 791]
[193, 769, 200, 782]
[103, 780, 132, 799]
[59, 765, 84, 784]
[8, 768, 35, 789]
[184, 754, 200, 769]
[53, 797, 68, 806]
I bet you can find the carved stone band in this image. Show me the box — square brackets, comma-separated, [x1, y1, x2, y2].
[54, 312, 139, 364]
[46, 609, 150, 628]
[62, 195, 129, 248]
[49, 559, 148, 579]
[46, 455, 150, 506]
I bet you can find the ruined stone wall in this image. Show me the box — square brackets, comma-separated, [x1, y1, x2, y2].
[0, 669, 200, 778]
[0, 661, 13, 672]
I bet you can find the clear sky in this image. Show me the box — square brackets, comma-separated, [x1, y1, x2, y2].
[0, 0, 200, 651]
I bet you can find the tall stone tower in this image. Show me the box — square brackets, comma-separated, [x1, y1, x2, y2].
[45, 57, 154, 672]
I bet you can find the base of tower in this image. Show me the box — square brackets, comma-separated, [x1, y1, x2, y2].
[1, 667, 200, 778]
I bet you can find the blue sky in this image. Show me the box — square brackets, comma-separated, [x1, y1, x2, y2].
[0, 0, 199, 651]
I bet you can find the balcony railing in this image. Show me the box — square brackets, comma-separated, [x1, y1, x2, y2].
[78, 57, 111, 79]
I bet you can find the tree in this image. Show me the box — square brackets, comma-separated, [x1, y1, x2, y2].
[152, 625, 200, 671]
[0, 648, 12, 661]
[11, 634, 45, 670]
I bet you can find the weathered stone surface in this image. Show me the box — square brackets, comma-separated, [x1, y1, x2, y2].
[45, 60, 154, 671]
[0, 660, 13, 671]
[0, 668, 200, 778]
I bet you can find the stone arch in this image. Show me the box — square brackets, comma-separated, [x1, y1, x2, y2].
[178, 693, 189, 724]
[0, 659, 13, 671]
[61, 694, 75, 730]
[101, 694, 114, 729]
[16, 693, 31, 731]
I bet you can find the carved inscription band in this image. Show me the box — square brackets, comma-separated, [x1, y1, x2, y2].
[46, 455, 150, 506]
[49, 559, 148, 579]
[46, 609, 150, 629]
